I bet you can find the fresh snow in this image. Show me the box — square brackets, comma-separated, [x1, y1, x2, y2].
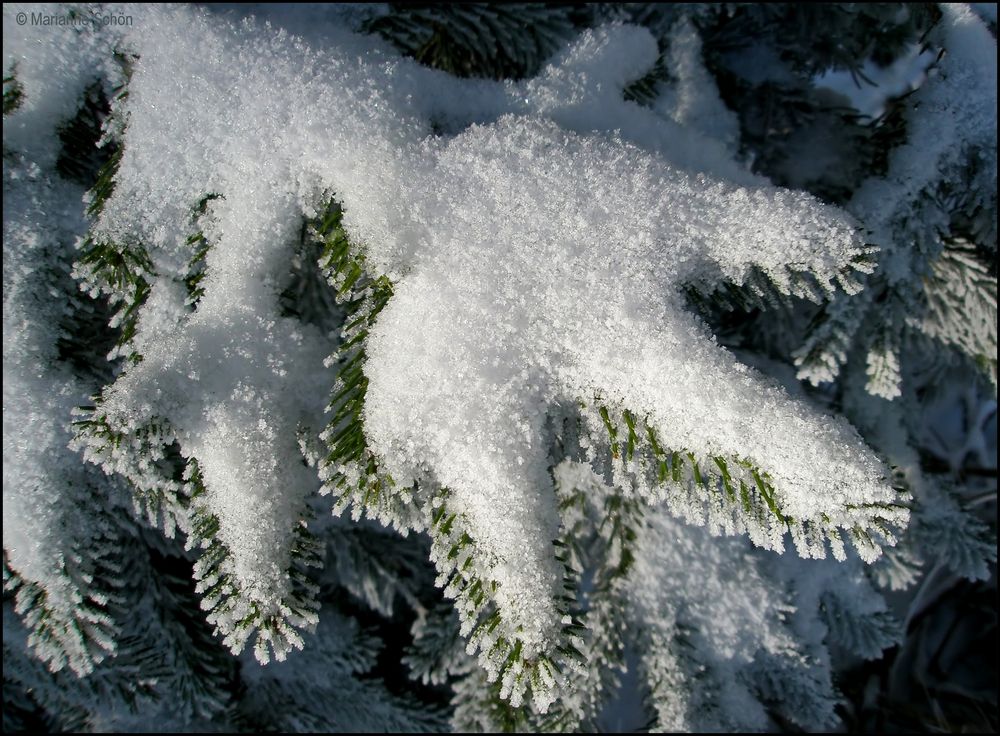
[5, 2, 915, 685]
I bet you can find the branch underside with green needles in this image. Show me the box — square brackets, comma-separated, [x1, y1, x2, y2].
[428, 491, 586, 712]
[315, 200, 420, 529]
[71, 407, 188, 536]
[314, 194, 905, 716]
[316, 199, 591, 710]
[72, 180, 329, 662]
[70, 193, 236, 535]
[75, 143, 154, 366]
[686, 248, 878, 320]
[76, 235, 152, 363]
[184, 460, 322, 664]
[71, 406, 324, 663]
[81, 190, 224, 366]
[183, 193, 223, 307]
[593, 403, 905, 561]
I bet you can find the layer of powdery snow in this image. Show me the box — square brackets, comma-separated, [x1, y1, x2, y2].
[90, 7, 359, 615]
[3, 7, 127, 668]
[3, 164, 95, 593]
[362, 110, 897, 646]
[53, 5, 897, 656]
[3, 139, 122, 674]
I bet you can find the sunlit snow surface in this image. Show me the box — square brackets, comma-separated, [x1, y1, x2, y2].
[3, 3, 925, 683]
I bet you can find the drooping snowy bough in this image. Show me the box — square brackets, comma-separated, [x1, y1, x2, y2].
[14, 3, 990, 723]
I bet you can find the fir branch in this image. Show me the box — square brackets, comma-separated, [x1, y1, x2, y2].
[864, 310, 904, 400]
[365, 4, 583, 80]
[70, 404, 189, 537]
[593, 403, 907, 562]
[908, 479, 998, 583]
[315, 200, 422, 530]
[55, 80, 115, 189]
[84, 144, 123, 220]
[185, 459, 322, 665]
[326, 526, 432, 617]
[427, 491, 584, 715]
[74, 146, 154, 366]
[452, 667, 535, 733]
[133, 558, 235, 720]
[4, 538, 125, 678]
[72, 407, 324, 666]
[69, 52, 153, 364]
[540, 469, 644, 732]
[688, 246, 878, 322]
[917, 239, 998, 388]
[622, 49, 669, 107]
[793, 286, 873, 387]
[403, 598, 470, 687]
[819, 590, 902, 659]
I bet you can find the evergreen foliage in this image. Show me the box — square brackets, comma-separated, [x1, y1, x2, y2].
[365, 3, 587, 80]
[3, 2, 996, 732]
